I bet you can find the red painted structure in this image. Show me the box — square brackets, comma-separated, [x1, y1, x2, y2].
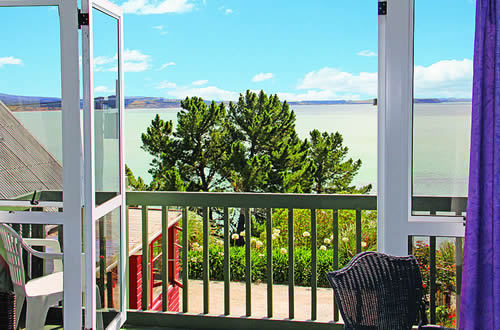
[129, 219, 181, 311]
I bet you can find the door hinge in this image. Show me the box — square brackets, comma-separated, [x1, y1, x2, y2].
[78, 9, 89, 29]
[378, 1, 387, 15]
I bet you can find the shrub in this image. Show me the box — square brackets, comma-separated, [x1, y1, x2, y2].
[188, 245, 345, 288]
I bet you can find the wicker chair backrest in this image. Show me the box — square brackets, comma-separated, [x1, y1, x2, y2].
[327, 251, 423, 330]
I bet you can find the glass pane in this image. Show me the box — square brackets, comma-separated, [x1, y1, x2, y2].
[0, 7, 63, 206]
[412, 0, 474, 216]
[93, 8, 120, 205]
[96, 207, 121, 327]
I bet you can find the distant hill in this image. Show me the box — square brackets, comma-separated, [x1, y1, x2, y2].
[0, 93, 472, 111]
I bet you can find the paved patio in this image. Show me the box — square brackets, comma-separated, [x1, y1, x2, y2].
[175, 280, 336, 322]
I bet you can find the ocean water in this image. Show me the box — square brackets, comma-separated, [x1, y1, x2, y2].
[14, 103, 471, 196]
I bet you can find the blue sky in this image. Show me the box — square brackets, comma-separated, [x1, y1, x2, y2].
[0, 0, 475, 101]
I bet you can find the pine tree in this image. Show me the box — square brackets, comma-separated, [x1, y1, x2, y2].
[140, 97, 227, 191]
[224, 90, 315, 193]
[309, 129, 372, 194]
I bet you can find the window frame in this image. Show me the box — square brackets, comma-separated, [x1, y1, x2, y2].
[377, 0, 466, 256]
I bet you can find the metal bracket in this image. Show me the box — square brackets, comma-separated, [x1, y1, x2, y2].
[30, 190, 39, 206]
[378, 1, 387, 15]
[78, 9, 89, 29]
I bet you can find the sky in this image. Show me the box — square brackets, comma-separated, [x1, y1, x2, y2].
[0, 0, 476, 101]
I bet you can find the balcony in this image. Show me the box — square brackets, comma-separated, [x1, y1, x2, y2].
[117, 191, 464, 329]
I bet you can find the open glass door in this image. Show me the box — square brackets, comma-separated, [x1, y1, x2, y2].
[0, 0, 82, 328]
[81, 0, 126, 328]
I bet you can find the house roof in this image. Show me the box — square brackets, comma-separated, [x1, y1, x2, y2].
[0, 101, 62, 199]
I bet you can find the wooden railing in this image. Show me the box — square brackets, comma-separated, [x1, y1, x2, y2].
[1, 191, 465, 328]
[125, 191, 466, 329]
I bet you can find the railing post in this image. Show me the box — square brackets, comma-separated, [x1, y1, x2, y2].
[107, 271, 114, 308]
[182, 208, 189, 313]
[203, 207, 210, 314]
[245, 208, 251, 317]
[141, 205, 149, 310]
[99, 216, 106, 308]
[223, 207, 230, 316]
[429, 236, 436, 324]
[311, 209, 317, 321]
[266, 208, 273, 318]
[333, 209, 339, 322]
[161, 206, 169, 312]
[355, 210, 362, 254]
[288, 208, 294, 319]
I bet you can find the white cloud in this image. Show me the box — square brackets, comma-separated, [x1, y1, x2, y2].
[278, 90, 362, 102]
[414, 59, 473, 98]
[192, 79, 208, 86]
[297, 67, 377, 98]
[275, 58, 473, 102]
[157, 81, 238, 100]
[122, 0, 194, 15]
[0, 56, 23, 68]
[122, 61, 151, 72]
[94, 56, 115, 66]
[158, 62, 176, 70]
[157, 80, 178, 89]
[123, 49, 150, 62]
[225, 8, 233, 14]
[357, 50, 377, 57]
[95, 85, 113, 93]
[252, 72, 274, 82]
[168, 86, 239, 100]
[102, 49, 152, 73]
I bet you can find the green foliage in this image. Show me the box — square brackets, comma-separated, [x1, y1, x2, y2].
[309, 129, 372, 194]
[188, 245, 337, 288]
[125, 164, 148, 191]
[225, 90, 314, 193]
[412, 239, 458, 327]
[180, 210, 458, 326]
[140, 99, 227, 192]
[268, 208, 377, 261]
[436, 305, 456, 328]
[134, 90, 369, 195]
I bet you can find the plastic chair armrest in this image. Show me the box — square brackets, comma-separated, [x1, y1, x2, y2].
[23, 238, 63, 272]
[20, 238, 63, 260]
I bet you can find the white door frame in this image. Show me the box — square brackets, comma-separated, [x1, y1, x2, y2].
[377, 0, 465, 256]
[0, 1, 83, 328]
[81, 0, 126, 328]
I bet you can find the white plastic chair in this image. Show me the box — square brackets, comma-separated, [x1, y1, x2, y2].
[0, 224, 107, 330]
[0, 224, 63, 330]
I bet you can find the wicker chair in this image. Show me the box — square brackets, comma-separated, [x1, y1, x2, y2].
[326, 251, 423, 330]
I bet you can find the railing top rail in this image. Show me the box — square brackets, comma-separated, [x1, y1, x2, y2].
[126, 191, 467, 212]
[127, 191, 378, 210]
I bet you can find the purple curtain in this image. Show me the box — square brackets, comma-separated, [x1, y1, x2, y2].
[460, 0, 500, 328]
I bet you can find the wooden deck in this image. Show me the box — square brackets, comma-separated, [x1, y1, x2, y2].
[127, 207, 182, 256]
